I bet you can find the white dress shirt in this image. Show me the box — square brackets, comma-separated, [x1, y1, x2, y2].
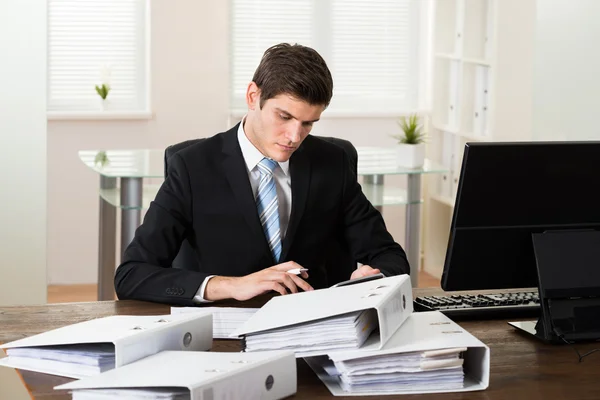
[193, 118, 292, 302]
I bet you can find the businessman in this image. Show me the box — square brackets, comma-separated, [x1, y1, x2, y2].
[115, 43, 410, 306]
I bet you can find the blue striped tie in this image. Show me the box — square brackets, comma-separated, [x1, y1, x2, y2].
[256, 158, 282, 262]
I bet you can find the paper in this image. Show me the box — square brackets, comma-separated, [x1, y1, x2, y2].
[244, 310, 377, 357]
[171, 307, 258, 339]
[305, 311, 490, 396]
[71, 387, 190, 400]
[324, 347, 466, 393]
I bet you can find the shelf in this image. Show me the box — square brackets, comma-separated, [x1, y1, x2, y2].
[461, 132, 492, 142]
[362, 184, 422, 207]
[431, 122, 459, 134]
[435, 53, 461, 61]
[430, 193, 455, 207]
[431, 124, 492, 142]
[462, 57, 491, 66]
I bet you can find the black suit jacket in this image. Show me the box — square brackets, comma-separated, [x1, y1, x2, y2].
[115, 125, 410, 305]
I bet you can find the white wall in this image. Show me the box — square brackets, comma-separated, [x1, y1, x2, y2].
[47, 0, 230, 284]
[533, 0, 600, 141]
[492, 0, 536, 142]
[0, 0, 47, 305]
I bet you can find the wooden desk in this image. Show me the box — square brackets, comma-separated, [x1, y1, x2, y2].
[1, 290, 600, 399]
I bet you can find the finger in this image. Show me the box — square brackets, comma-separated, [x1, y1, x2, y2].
[264, 281, 287, 296]
[365, 268, 381, 275]
[289, 273, 314, 291]
[300, 270, 309, 279]
[279, 272, 299, 294]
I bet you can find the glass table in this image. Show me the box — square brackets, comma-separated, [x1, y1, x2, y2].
[79, 148, 447, 300]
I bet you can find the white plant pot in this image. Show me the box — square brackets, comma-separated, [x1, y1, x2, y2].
[99, 98, 111, 111]
[396, 143, 425, 168]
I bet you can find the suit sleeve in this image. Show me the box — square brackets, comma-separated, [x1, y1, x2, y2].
[114, 153, 209, 306]
[340, 152, 411, 278]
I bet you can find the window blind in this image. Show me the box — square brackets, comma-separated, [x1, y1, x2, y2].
[47, 0, 148, 112]
[230, 0, 417, 113]
[231, 0, 313, 110]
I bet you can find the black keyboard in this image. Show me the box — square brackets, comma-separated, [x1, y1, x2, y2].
[414, 291, 541, 319]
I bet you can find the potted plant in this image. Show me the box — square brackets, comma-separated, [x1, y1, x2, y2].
[95, 65, 112, 110]
[95, 83, 111, 110]
[391, 114, 426, 168]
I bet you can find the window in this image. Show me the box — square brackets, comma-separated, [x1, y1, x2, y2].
[47, 0, 149, 113]
[231, 0, 423, 113]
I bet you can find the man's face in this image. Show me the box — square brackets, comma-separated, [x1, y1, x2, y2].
[244, 82, 325, 162]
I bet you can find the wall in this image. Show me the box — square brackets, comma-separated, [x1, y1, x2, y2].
[47, 0, 230, 284]
[492, 0, 536, 142]
[533, 0, 600, 141]
[0, 0, 47, 305]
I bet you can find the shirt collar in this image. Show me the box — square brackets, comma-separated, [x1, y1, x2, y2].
[237, 116, 290, 175]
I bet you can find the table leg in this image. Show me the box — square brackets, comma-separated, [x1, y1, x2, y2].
[364, 174, 384, 213]
[120, 177, 143, 263]
[406, 174, 422, 288]
[98, 176, 116, 301]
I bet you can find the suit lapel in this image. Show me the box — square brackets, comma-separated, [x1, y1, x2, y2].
[281, 143, 311, 261]
[221, 126, 273, 261]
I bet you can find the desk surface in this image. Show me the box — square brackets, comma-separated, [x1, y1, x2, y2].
[1, 289, 600, 399]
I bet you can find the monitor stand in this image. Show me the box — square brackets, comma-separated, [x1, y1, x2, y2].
[508, 230, 600, 344]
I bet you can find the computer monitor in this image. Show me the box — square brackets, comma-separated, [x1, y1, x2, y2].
[441, 141, 600, 291]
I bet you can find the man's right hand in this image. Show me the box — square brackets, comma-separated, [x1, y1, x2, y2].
[204, 261, 314, 301]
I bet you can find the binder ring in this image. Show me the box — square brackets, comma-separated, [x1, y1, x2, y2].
[183, 332, 192, 347]
[131, 326, 143, 330]
[265, 375, 275, 390]
[362, 293, 381, 298]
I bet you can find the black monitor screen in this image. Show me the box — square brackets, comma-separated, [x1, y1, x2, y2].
[441, 141, 600, 291]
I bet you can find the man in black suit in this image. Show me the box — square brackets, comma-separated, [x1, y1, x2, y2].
[115, 43, 410, 306]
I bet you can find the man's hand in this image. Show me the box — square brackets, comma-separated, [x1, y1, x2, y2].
[350, 265, 381, 280]
[204, 261, 313, 301]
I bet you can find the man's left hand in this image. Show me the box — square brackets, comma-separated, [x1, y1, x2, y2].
[350, 265, 381, 280]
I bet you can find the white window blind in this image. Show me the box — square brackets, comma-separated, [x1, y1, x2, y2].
[47, 0, 148, 112]
[231, 0, 418, 113]
[231, 0, 313, 110]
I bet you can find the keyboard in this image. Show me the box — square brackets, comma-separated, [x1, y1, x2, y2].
[413, 291, 541, 319]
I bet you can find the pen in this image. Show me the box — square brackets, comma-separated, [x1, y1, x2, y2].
[286, 268, 308, 275]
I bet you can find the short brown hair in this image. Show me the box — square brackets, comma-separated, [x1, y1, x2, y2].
[252, 43, 333, 109]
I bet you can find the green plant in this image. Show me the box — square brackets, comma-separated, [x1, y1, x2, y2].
[392, 114, 426, 144]
[95, 84, 111, 100]
[94, 151, 109, 167]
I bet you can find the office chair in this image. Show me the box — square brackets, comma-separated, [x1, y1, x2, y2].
[163, 135, 358, 286]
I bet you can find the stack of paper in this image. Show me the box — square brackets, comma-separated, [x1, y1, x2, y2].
[171, 307, 258, 339]
[0, 313, 213, 379]
[305, 311, 490, 396]
[71, 387, 190, 400]
[244, 310, 377, 356]
[55, 351, 297, 400]
[233, 275, 413, 358]
[5, 343, 115, 377]
[317, 347, 466, 394]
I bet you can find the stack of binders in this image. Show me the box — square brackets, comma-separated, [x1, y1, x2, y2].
[232, 275, 413, 357]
